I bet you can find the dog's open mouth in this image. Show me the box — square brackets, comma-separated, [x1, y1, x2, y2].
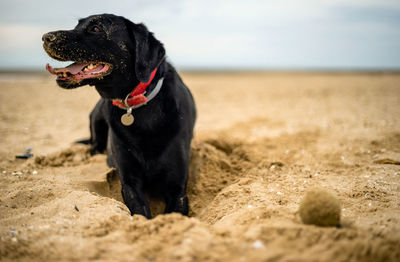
[46, 62, 112, 82]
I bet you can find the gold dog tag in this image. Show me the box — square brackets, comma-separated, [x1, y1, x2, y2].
[121, 113, 134, 126]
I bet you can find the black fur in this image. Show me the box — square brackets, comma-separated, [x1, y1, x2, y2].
[42, 14, 196, 218]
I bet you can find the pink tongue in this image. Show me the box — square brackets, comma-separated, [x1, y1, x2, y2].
[66, 63, 88, 74]
[46, 63, 88, 75]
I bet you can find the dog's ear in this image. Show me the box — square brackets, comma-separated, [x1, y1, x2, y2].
[125, 20, 165, 83]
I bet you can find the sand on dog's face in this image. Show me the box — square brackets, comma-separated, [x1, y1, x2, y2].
[1, 72, 400, 261]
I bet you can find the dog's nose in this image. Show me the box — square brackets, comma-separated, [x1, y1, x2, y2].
[42, 33, 57, 43]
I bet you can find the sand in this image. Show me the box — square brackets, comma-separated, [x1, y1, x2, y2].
[0, 72, 399, 261]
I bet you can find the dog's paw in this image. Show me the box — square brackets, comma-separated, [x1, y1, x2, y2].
[90, 145, 106, 155]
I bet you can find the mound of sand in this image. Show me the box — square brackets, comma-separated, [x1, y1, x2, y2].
[1, 72, 400, 261]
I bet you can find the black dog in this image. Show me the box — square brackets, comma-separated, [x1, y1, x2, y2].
[42, 14, 196, 218]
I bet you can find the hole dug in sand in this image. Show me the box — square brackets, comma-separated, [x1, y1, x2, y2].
[83, 138, 248, 218]
[31, 138, 251, 219]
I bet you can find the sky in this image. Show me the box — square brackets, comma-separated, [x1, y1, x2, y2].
[0, 0, 400, 70]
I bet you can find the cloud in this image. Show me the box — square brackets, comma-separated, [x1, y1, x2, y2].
[0, 0, 399, 69]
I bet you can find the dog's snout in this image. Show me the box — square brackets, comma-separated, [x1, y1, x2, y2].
[42, 33, 57, 43]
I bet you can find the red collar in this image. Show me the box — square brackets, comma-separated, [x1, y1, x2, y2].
[112, 68, 158, 109]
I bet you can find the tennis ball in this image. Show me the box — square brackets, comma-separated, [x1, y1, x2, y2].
[299, 188, 341, 227]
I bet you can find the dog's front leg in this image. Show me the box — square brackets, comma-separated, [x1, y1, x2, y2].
[110, 133, 151, 218]
[164, 192, 189, 215]
[121, 182, 151, 218]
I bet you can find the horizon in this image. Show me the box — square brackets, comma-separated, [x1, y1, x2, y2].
[2, 67, 400, 74]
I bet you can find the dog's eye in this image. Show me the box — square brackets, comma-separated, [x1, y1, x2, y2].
[89, 25, 101, 33]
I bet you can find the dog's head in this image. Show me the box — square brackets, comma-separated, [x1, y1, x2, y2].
[42, 14, 165, 99]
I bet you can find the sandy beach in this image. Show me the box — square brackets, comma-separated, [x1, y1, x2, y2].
[0, 72, 399, 261]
